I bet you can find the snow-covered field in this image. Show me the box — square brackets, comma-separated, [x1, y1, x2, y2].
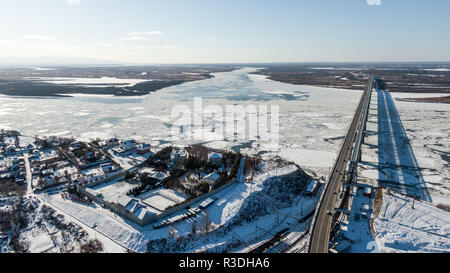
[342, 87, 450, 253]
[1, 196, 124, 253]
[359, 89, 449, 204]
[140, 188, 187, 212]
[373, 190, 450, 253]
[36, 161, 308, 253]
[90, 180, 138, 202]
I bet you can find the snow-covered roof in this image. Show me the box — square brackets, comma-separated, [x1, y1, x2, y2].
[85, 188, 97, 196]
[125, 199, 139, 213]
[149, 172, 169, 181]
[133, 207, 156, 221]
[199, 198, 215, 209]
[119, 198, 157, 221]
[361, 203, 370, 211]
[117, 195, 133, 208]
[209, 153, 222, 160]
[202, 172, 220, 182]
[137, 143, 150, 149]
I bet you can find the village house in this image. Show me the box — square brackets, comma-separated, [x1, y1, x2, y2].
[120, 140, 136, 151]
[99, 138, 120, 148]
[201, 172, 221, 187]
[148, 171, 170, 182]
[5, 145, 15, 154]
[100, 163, 119, 174]
[208, 152, 223, 166]
[137, 143, 151, 155]
[108, 138, 119, 147]
[15, 178, 25, 185]
[113, 140, 137, 155]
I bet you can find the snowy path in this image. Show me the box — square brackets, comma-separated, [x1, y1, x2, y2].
[24, 153, 33, 196]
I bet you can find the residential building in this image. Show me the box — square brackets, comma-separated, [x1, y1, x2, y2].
[137, 143, 151, 155]
[208, 152, 223, 166]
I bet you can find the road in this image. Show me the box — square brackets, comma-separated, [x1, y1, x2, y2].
[23, 153, 33, 196]
[308, 78, 374, 253]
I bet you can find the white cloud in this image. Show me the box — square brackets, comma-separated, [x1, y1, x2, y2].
[21, 34, 54, 40]
[132, 45, 157, 50]
[129, 31, 163, 36]
[122, 36, 147, 41]
[33, 43, 83, 51]
[143, 31, 163, 35]
[67, 0, 81, 6]
[366, 0, 382, 6]
[94, 42, 116, 47]
[132, 45, 180, 50]
[0, 40, 15, 44]
[162, 46, 180, 49]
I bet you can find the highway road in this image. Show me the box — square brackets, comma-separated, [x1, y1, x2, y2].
[308, 78, 375, 253]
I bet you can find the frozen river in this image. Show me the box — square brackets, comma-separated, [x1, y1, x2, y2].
[0, 67, 370, 172]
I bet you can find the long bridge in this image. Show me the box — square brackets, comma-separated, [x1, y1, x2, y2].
[308, 77, 376, 253]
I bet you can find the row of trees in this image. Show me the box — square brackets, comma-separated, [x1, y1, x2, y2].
[127, 174, 161, 196]
[212, 153, 242, 190]
[146, 146, 173, 171]
[1, 197, 32, 252]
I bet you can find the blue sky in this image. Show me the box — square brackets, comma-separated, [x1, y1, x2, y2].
[0, 0, 449, 63]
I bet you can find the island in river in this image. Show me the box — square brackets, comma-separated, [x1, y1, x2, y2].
[0, 65, 236, 97]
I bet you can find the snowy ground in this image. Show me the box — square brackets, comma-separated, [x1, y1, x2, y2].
[373, 190, 450, 253]
[1, 196, 125, 253]
[90, 179, 139, 202]
[36, 161, 308, 253]
[340, 86, 449, 253]
[359, 88, 449, 203]
[139, 188, 187, 212]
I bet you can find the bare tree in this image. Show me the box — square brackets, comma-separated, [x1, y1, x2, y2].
[191, 220, 197, 235]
